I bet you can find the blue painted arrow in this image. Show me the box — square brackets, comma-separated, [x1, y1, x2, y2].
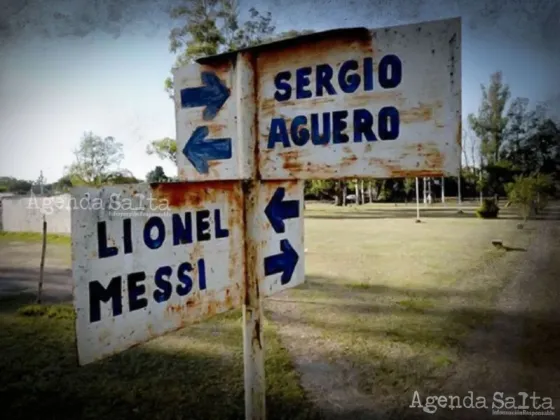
[183, 126, 232, 174]
[264, 239, 299, 285]
[180, 71, 230, 121]
[265, 187, 300, 234]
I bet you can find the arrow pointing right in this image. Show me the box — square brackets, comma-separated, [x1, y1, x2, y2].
[264, 239, 299, 285]
[180, 71, 231, 121]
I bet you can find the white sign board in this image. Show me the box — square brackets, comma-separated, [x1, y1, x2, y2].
[256, 18, 462, 180]
[71, 182, 244, 365]
[173, 55, 255, 181]
[249, 181, 305, 296]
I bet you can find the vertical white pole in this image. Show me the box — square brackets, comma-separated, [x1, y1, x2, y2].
[415, 177, 420, 222]
[243, 181, 266, 420]
[441, 176, 445, 205]
[39, 170, 44, 195]
[423, 177, 427, 206]
[237, 51, 266, 420]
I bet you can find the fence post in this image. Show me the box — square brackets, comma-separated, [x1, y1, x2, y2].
[37, 216, 47, 304]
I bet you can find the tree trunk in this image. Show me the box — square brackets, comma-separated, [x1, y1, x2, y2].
[457, 173, 462, 206]
[335, 181, 343, 206]
[368, 181, 373, 203]
[354, 179, 360, 205]
[342, 183, 347, 206]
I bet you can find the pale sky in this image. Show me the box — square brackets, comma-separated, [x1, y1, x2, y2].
[1, 0, 559, 182]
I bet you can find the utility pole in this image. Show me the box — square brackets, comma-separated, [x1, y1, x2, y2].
[39, 170, 44, 195]
[415, 177, 421, 223]
[423, 177, 427, 206]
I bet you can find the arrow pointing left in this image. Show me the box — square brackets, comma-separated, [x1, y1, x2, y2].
[265, 187, 300, 234]
[264, 239, 299, 285]
[180, 71, 230, 121]
[183, 126, 232, 174]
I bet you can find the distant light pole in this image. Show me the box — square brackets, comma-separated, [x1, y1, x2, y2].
[415, 177, 421, 223]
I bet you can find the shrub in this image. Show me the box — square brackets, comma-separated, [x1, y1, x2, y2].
[476, 199, 500, 219]
[505, 174, 553, 221]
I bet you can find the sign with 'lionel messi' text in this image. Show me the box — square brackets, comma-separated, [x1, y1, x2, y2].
[71, 182, 244, 365]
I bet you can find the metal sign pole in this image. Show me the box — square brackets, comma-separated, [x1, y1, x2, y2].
[239, 51, 267, 420]
[243, 180, 266, 420]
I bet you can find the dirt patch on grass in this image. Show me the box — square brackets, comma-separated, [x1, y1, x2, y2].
[266, 203, 545, 419]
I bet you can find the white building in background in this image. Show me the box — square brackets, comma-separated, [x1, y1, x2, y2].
[1, 193, 71, 234]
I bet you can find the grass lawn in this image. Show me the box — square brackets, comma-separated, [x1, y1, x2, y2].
[266, 201, 536, 417]
[0, 201, 538, 418]
[0, 231, 71, 245]
[0, 294, 318, 420]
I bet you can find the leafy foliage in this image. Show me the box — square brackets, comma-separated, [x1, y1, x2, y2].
[64, 131, 126, 186]
[0, 177, 33, 194]
[146, 166, 169, 183]
[475, 199, 500, 219]
[403, 178, 415, 202]
[304, 180, 337, 200]
[154, 3, 314, 164]
[468, 71, 511, 167]
[146, 137, 178, 164]
[505, 174, 554, 221]
[164, 0, 277, 97]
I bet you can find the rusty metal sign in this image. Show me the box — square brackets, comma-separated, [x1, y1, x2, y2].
[173, 56, 255, 181]
[256, 18, 462, 180]
[71, 181, 244, 365]
[246, 180, 305, 297]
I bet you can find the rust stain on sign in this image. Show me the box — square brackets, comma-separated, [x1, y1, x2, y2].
[71, 181, 245, 365]
[255, 18, 461, 180]
[257, 28, 374, 76]
[151, 181, 239, 209]
[399, 101, 442, 123]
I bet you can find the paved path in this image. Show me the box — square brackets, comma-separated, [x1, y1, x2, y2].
[0, 241, 72, 302]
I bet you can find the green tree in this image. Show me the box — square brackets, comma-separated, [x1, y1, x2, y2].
[146, 137, 178, 165]
[53, 175, 73, 193]
[505, 174, 553, 222]
[468, 71, 511, 166]
[65, 131, 125, 186]
[105, 170, 141, 185]
[468, 71, 511, 200]
[146, 166, 169, 183]
[152, 1, 313, 166]
[0, 177, 33, 194]
[164, 0, 276, 97]
[403, 178, 414, 203]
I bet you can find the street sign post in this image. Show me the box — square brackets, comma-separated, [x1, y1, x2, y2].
[257, 181, 305, 296]
[173, 55, 255, 182]
[72, 16, 461, 420]
[71, 182, 244, 365]
[256, 18, 461, 180]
